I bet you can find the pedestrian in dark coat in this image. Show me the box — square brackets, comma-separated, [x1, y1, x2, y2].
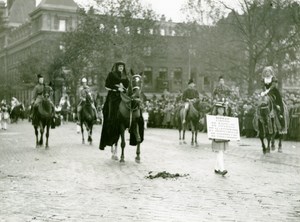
[99, 62, 129, 150]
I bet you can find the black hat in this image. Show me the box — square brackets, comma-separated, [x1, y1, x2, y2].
[37, 74, 43, 79]
[188, 78, 194, 85]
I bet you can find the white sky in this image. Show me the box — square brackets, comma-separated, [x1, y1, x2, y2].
[3, 0, 240, 23]
[73, 0, 241, 23]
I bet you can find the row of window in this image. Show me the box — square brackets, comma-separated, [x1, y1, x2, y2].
[98, 23, 177, 36]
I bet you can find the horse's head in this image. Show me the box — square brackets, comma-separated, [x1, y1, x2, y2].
[257, 95, 271, 121]
[128, 70, 142, 98]
[43, 86, 52, 99]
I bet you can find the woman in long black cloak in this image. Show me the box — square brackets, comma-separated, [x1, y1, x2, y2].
[99, 62, 129, 150]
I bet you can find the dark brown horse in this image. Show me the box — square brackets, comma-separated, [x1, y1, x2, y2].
[111, 72, 144, 163]
[176, 99, 201, 146]
[79, 92, 96, 145]
[32, 86, 53, 148]
[253, 95, 289, 154]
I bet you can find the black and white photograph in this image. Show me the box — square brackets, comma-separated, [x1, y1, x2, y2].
[0, 0, 300, 221]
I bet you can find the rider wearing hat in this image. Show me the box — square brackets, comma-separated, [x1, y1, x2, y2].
[77, 77, 98, 123]
[182, 78, 199, 124]
[31, 74, 55, 119]
[260, 66, 285, 129]
[99, 61, 129, 150]
[213, 75, 232, 102]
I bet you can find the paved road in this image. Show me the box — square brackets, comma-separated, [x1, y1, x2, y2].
[0, 121, 300, 222]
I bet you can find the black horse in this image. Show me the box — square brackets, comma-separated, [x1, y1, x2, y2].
[79, 92, 96, 145]
[111, 72, 144, 163]
[10, 103, 25, 123]
[253, 95, 289, 154]
[175, 99, 202, 146]
[32, 86, 53, 148]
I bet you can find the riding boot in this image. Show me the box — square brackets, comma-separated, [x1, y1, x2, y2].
[182, 109, 187, 124]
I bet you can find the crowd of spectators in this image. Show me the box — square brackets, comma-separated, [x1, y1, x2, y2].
[141, 89, 300, 141]
[2, 87, 299, 141]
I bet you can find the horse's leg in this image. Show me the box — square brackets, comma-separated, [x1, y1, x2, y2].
[179, 128, 182, 144]
[266, 134, 271, 153]
[39, 122, 44, 146]
[183, 124, 186, 144]
[134, 124, 141, 163]
[120, 126, 126, 163]
[81, 122, 85, 144]
[88, 124, 93, 145]
[195, 127, 198, 147]
[34, 126, 39, 148]
[260, 135, 266, 154]
[278, 134, 282, 153]
[191, 123, 195, 146]
[45, 123, 50, 149]
[111, 142, 119, 160]
[136, 143, 141, 163]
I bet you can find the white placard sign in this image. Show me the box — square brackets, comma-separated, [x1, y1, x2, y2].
[206, 115, 240, 141]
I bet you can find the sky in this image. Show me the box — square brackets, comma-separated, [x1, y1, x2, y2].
[73, 0, 241, 23]
[2, 0, 240, 23]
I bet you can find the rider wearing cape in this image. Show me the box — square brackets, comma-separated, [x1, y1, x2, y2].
[260, 66, 285, 129]
[99, 62, 130, 150]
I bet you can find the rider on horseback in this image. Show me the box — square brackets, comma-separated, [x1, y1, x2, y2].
[182, 78, 199, 124]
[77, 77, 98, 123]
[30, 74, 55, 120]
[260, 66, 285, 129]
[213, 75, 232, 102]
[99, 61, 130, 150]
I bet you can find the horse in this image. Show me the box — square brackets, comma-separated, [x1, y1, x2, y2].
[10, 103, 25, 123]
[175, 99, 201, 146]
[111, 72, 144, 163]
[32, 86, 54, 148]
[60, 100, 70, 123]
[79, 92, 96, 145]
[253, 95, 289, 154]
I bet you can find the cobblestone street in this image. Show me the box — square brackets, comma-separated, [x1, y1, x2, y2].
[1, 121, 300, 222]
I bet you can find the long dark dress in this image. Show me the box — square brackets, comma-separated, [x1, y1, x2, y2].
[264, 79, 285, 128]
[99, 70, 129, 150]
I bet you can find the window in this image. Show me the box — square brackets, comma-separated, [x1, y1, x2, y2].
[149, 28, 153, 35]
[125, 26, 130, 34]
[143, 67, 152, 85]
[59, 19, 66, 31]
[143, 46, 151, 56]
[174, 68, 182, 80]
[159, 67, 168, 79]
[137, 27, 141, 34]
[160, 29, 165, 36]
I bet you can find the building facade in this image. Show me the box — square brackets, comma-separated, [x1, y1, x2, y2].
[0, 0, 210, 105]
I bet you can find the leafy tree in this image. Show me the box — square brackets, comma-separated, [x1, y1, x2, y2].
[62, 0, 163, 100]
[182, 0, 300, 94]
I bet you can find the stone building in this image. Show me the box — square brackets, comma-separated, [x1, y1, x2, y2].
[0, 0, 210, 105]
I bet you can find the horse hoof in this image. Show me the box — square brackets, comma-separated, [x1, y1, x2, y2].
[111, 155, 119, 161]
[120, 159, 125, 163]
[45, 146, 49, 149]
[183, 141, 187, 144]
[82, 141, 85, 144]
[278, 148, 282, 153]
[271, 146, 275, 151]
[135, 158, 141, 164]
